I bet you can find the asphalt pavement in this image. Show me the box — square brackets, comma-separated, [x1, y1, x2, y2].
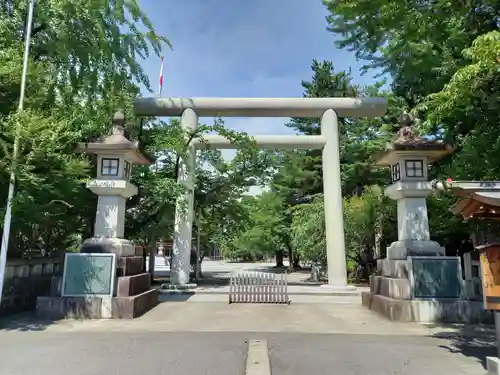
[0, 329, 494, 375]
[0, 260, 495, 374]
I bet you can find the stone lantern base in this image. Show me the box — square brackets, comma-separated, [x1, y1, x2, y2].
[36, 255, 157, 319]
[79, 237, 136, 258]
[386, 239, 445, 260]
[361, 257, 492, 323]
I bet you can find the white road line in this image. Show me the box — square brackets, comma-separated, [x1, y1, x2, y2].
[245, 339, 271, 375]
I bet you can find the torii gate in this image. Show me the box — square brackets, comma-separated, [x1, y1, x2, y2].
[133, 97, 387, 289]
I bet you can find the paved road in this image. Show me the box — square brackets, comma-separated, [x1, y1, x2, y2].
[0, 260, 494, 374]
[0, 330, 493, 375]
[148, 258, 292, 280]
[0, 300, 496, 375]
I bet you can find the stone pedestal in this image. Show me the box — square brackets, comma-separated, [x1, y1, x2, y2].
[386, 239, 444, 260]
[361, 258, 492, 323]
[37, 255, 157, 319]
[80, 237, 136, 258]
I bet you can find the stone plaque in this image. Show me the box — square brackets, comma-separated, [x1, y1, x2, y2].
[62, 253, 117, 297]
[409, 256, 462, 299]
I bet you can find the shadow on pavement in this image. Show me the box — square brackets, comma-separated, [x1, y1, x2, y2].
[154, 271, 233, 288]
[243, 266, 309, 274]
[428, 324, 497, 369]
[0, 311, 61, 332]
[158, 292, 197, 303]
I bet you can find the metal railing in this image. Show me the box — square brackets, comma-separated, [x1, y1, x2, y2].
[229, 272, 290, 304]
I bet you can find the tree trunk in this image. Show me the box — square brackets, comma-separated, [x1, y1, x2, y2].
[287, 246, 293, 268]
[293, 254, 301, 268]
[275, 250, 284, 267]
[286, 244, 300, 269]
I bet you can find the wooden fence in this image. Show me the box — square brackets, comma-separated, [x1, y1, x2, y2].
[229, 272, 290, 304]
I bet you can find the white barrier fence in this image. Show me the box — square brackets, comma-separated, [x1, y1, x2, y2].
[229, 272, 290, 304]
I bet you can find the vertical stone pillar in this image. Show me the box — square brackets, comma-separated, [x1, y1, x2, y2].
[320, 109, 349, 288]
[396, 196, 430, 242]
[170, 108, 197, 286]
[94, 195, 127, 238]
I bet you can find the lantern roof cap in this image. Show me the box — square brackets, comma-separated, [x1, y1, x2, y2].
[374, 111, 453, 165]
[76, 110, 154, 165]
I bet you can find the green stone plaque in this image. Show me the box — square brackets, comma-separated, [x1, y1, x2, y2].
[409, 256, 463, 299]
[62, 253, 117, 297]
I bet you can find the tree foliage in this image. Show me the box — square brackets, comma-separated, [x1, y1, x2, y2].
[0, 0, 172, 257]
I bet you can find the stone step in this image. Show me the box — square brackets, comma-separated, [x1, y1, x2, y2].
[370, 275, 411, 300]
[117, 273, 151, 297]
[36, 289, 158, 319]
[117, 256, 144, 277]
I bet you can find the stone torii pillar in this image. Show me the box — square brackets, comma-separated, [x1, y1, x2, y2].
[170, 109, 197, 285]
[133, 97, 388, 288]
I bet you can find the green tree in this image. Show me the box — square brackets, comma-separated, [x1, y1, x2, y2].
[220, 192, 290, 265]
[291, 196, 326, 269]
[283, 60, 401, 198]
[0, 0, 170, 257]
[418, 31, 500, 180]
[323, 0, 500, 106]
[291, 186, 397, 280]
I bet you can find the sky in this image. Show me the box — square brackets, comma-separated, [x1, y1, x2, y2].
[138, 0, 385, 194]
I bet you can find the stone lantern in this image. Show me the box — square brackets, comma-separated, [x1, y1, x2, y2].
[36, 111, 158, 320]
[374, 112, 453, 259]
[76, 110, 152, 256]
[361, 113, 482, 323]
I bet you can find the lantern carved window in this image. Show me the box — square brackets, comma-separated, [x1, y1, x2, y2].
[391, 163, 401, 182]
[405, 160, 424, 177]
[101, 158, 120, 176]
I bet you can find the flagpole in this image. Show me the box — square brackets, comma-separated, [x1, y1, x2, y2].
[153, 56, 164, 173]
[0, 0, 36, 305]
[157, 56, 164, 97]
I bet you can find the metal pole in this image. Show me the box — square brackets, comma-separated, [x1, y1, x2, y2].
[0, 0, 36, 305]
[195, 209, 201, 281]
[495, 311, 500, 358]
[157, 56, 164, 97]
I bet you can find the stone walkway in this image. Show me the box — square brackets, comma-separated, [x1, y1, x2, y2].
[152, 258, 361, 297]
[1, 297, 495, 339]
